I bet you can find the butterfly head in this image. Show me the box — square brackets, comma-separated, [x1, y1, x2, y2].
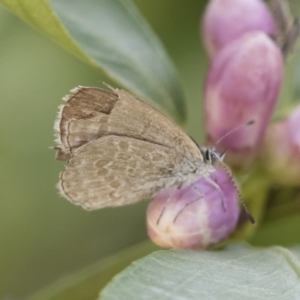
[200, 147, 226, 166]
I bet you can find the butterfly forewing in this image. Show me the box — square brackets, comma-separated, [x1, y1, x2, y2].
[55, 87, 201, 160]
[55, 87, 203, 210]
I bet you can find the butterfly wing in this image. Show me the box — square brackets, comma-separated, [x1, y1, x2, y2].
[54, 87, 201, 161]
[58, 136, 186, 210]
[55, 87, 204, 209]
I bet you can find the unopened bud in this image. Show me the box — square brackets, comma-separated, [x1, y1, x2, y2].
[202, 0, 276, 58]
[205, 32, 283, 169]
[146, 169, 240, 249]
[262, 106, 300, 186]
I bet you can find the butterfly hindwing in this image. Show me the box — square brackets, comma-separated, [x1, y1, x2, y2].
[58, 136, 186, 210]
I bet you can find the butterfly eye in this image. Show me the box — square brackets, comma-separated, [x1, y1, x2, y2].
[205, 150, 210, 162]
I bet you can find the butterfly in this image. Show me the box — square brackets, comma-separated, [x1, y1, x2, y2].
[54, 86, 237, 213]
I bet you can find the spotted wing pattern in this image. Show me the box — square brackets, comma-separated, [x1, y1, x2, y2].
[58, 136, 188, 210]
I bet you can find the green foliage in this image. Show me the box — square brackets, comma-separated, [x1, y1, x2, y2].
[0, 0, 185, 123]
[100, 244, 300, 300]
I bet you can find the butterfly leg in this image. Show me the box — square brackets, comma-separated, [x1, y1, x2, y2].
[156, 179, 186, 225]
[172, 181, 209, 223]
[173, 195, 203, 223]
[156, 187, 178, 225]
[177, 181, 184, 189]
[202, 176, 226, 211]
[156, 206, 166, 225]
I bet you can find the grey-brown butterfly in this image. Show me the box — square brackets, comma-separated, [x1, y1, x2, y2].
[54, 86, 226, 211]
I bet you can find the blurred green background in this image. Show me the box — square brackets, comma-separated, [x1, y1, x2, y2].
[1, 1, 300, 299]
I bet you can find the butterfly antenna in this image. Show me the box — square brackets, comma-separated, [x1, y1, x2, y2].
[216, 120, 255, 145]
[212, 120, 256, 224]
[218, 159, 256, 224]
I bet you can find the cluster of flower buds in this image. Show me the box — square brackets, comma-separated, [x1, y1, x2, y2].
[203, 0, 284, 170]
[205, 31, 283, 169]
[146, 0, 295, 250]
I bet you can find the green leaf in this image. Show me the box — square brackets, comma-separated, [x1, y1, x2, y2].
[0, 0, 185, 123]
[28, 241, 158, 300]
[99, 244, 300, 300]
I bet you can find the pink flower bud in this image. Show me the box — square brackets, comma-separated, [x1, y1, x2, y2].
[146, 169, 240, 249]
[202, 0, 276, 58]
[262, 106, 300, 186]
[205, 32, 283, 169]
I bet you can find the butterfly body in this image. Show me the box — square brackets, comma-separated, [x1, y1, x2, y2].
[55, 87, 216, 210]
